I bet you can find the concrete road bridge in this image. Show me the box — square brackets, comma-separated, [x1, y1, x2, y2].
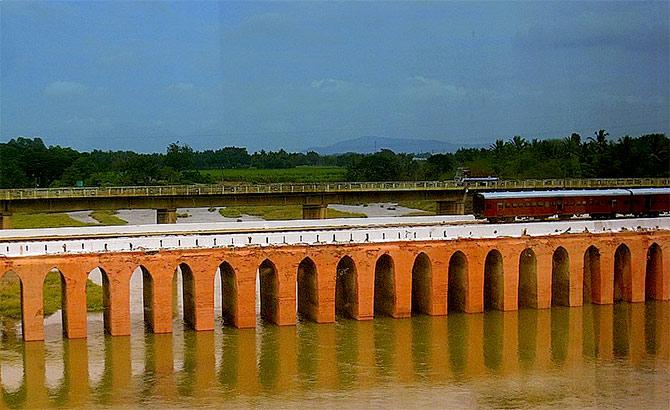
[1, 215, 668, 341]
[1, 177, 668, 228]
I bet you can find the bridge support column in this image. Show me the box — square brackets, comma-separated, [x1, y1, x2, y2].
[436, 200, 464, 215]
[16, 269, 46, 342]
[61, 266, 89, 339]
[302, 204, 327, 220]
[156, 208, 177, 224]
[103, 266, 132, 336]
[0, 212, 12, 229]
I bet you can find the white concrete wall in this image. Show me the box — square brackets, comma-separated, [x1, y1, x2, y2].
[1, 216, 668, 258]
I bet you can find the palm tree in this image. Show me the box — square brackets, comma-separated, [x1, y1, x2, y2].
[510, 135, 527, 151]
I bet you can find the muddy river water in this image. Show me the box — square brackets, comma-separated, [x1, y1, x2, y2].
[0, 300, 668, 409]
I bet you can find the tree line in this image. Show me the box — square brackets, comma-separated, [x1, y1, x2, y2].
[0, 131, 667, 188]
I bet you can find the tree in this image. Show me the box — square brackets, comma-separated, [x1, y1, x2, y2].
[165, 142, 194, 171]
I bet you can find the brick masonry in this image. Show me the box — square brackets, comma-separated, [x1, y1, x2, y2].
[1, 230, 668, 341]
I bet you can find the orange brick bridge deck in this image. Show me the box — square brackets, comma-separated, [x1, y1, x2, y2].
[1, 216, 668, 341]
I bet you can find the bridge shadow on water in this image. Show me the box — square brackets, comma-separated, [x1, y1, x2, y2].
[0, 302, 669, 408]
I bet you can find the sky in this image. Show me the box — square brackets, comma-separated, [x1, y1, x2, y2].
[1, 1, 668, 153]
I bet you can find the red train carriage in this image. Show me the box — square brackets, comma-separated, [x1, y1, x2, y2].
[473, 188, 670, 222]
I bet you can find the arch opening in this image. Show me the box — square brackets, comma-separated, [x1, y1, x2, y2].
[518, 248, 538, 309]
[258, 259, 279, 324]
[412, 253, 432, 315]
[374, 254, 396, 317]
[173, 263, 196, 329]
[551, 247, 570, 307]
[335, 256, 357, 319]
[297, 257, 318, 322]
[614, 244, 631, 303]
[0, 270, 23, 341]
[129, 266, 152, 333]
[646, 243, 663, 300]
[448, 251, 468, 313]
[484, 250, 504, 311]
[219, 262, 237, 326]
[43, 268, 66, 337]
[583, 246, 600, 304]
[86, 267, 108, 335]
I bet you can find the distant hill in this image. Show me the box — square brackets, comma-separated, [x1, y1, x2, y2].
[308, 136, 464, 154]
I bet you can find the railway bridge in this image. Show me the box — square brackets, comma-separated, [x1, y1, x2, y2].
[1, 216, 668, 341]
[1, 177, 668, 228]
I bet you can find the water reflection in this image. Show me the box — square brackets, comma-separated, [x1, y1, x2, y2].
[0, 302, 668, 408]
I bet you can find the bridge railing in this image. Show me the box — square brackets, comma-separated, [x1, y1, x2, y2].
[1, 178, 668, 200]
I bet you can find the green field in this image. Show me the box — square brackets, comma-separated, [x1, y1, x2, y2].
[12, 210, 128, 229]
[12, 212, 91, 229]
[219, 205, 366, 220]
[202, 166, 347, 183]
[397, 200, 437, 214]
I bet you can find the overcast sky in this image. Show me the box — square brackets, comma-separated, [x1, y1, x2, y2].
[1, 1, 668, 152]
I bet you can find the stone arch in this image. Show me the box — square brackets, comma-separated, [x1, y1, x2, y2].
[518, 248, 538, 308]
[412, 252, 432, 315]
[218, 262, 237, 325]
[551, 247, 570, 306]
[258, 259, 279, 324]
[646, 243, 664, 300]
[0, 270, 23, 340]
[484, 250, 504, 311]
[297, 257, 318, 321]
[335, 256, 357, 319]
[374, 254, 396, 317]
[583, 246, 600, 304]
[448, 251, 468, 313]
[614, 244, 631, 303]
[173, 263, 196, 329]
[43, 268, 66, 336]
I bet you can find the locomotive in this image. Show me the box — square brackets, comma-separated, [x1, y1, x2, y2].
[472, 188, 670, 223]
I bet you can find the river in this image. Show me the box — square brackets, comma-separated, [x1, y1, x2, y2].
[0, 302, 668, 408]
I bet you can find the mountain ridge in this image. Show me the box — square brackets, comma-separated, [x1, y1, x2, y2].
[307, 136, 465, 154]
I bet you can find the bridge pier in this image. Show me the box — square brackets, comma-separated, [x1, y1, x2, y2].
[436, 200, 464, 215]
[156, 208, 177, 224]
[0, 211, 12, 229]
[302, 204, 327, 219]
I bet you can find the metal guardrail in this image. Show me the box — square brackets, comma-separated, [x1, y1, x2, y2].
[1, 178, 668, 201]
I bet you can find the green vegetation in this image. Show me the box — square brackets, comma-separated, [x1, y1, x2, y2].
[397, 200, 436, 214]
[219, 205, 366, 220]
[201, 166, 346, 183]
[0, 272, 103, 319]
[0, 131, 667, 189]
[12, 212, 90, 229]
[90, 210, 127, 225]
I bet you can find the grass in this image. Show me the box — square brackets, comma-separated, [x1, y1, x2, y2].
[11, 212, 91, 229]
[219, 205, 366, 220]
[202, 166, 347, 184]
[12, 210, 128, 229]
[90, 209, 127, 225]
[0, 272, 103, 319]
[397, 200, 436, 214]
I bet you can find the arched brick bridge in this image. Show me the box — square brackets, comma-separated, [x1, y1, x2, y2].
[1, 216, 668, 341]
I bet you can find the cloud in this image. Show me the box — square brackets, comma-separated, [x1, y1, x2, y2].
[166, 82, 196, 93]
[404, 76, 468, 99]
[514, 10, 668, 52]
[310, 78, 354, 92]
[44, 80, 88, 97]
